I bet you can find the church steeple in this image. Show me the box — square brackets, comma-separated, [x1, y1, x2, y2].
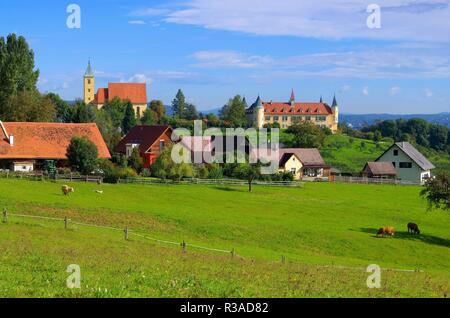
[320, 95, 323, 103]
[84, 60, 95, 105]
[289, 89, 295, 103]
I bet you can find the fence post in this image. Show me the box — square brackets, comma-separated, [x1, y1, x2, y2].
[181, 241, 186, 253]
[2, 208, 7, 224]
[231, 248, 235, 259]
[64, 217, 69, 230]
[124, 227, 129, 240]
[281, 255, 286, 264]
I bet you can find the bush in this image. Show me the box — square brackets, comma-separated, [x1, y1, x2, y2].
[66, 136, 99, 174]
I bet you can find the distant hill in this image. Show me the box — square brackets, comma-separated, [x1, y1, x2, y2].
[341, 113, 450, 129]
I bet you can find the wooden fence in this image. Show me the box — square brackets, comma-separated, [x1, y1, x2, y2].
[331, 175, 421, 186]
[0, 171, 103, 183]
[119, 177, 304, 188]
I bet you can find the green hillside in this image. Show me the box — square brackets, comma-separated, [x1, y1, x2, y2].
[0, 179, 449, 297]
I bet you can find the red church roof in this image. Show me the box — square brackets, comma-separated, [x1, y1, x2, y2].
[95, 83, 147, 104]
[0, 122, 111, 160]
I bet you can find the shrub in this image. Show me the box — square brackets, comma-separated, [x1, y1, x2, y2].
[66, 136, 99, 174]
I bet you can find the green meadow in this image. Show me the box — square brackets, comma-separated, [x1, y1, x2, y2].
[0, 178, 449, 297]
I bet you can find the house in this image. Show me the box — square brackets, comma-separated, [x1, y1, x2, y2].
[375, 141, 435, 184]
[362, 162, 397, 179]
[0, 121, 111, 172]
[278, 148, 331, 180]
[84, 61, 148, 118]
[246, 90, 339, 133]
[115, 125, 173, 168]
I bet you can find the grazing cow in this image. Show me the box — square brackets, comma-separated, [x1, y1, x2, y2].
[407, 223, 420, 235]
[377, 226, 396, 237]
[61, 185, 75, 196]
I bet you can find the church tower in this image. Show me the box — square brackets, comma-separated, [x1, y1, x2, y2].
[332, 94, 339, 125]
[84, 60, 95, 105]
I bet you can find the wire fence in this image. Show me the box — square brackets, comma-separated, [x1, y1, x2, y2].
[1, 208, 424, 273]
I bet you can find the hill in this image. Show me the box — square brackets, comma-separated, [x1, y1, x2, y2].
[341, 113, 450, 129]
[320, 134, 450, 174]
[0, 179, 449, 297]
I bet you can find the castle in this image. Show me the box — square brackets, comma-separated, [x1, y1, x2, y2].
[83, 61, 148, 118]
[246, 90, 339, 133]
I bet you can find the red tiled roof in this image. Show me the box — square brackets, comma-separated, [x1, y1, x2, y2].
[0, 122, 111, 159]
[263, 102, 333, 115]
[115, 125, 172, 155]
[95, 83, 147, 104]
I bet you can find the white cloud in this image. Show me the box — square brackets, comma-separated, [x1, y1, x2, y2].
[363, 87, 369, 96]
[128, 74, 153, 84]
[164, 0, 450, 42]
[128, 20, 146, 25]
[424, 88, 434, 97]
[340, 85, 351, 92]
[129, 8, 169, 17]
[390, 86, 401, 95]
[190, 50, 273, 68]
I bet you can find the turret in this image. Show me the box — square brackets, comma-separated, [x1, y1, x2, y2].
[254, 95, 265, 129]
[331, 94, 339, 125]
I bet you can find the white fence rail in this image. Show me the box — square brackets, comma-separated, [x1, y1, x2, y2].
[119, 177, 304, 187]
[332, 176, 421, 186]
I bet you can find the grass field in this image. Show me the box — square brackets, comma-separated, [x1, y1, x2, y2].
[0, 178, 449, 297]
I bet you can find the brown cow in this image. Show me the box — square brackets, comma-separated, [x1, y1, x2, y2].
[376, 227, 396, 237]
[407, 223, 420, 235]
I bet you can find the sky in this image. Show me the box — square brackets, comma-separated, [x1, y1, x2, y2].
[1, 0, 450, 114]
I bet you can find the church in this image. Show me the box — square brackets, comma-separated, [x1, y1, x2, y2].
[83, 61, 148, 118]
[246, 90, 339, 133]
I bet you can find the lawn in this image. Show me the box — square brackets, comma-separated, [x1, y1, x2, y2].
[0, 178, 449, 297]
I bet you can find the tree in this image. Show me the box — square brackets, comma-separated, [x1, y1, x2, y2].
[0, 33, 40, 117]
[128, 147, 144, 174]
[71, 100, 96, 123]
[66, 136, 99, 174]
[148, 100, 166, 123]
[140, 109, 155, 125]
[151, 145, 193, 181]
[184, 103, 199, 120]
[122, 102, 137, 134]
[171, 89, 186, 118]
[219, 95, 247, 127]
[235, 163, 261, 192]
[429, 124, 448, 152]
[285, 121, 326, 148]
[420, 173, 449, 211]
[46, 93, 73, 123]
[5, 90, 56, 122]
[103, 97, 126, 128]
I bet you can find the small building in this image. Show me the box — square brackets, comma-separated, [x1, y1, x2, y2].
[115, 125, 173, 168]
[362, 162, 397, 179]
[0, 121, 111, 172]
[245, 90, 339, 133]
[84, 61, 148, 118]
[375, 141, 435, 184]
[278, 148, 330, 180]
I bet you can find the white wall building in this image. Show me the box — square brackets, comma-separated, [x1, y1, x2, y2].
[376, 142, 435, 184]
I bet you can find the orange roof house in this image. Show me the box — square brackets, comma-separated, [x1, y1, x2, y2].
[0, 121, 110, 172]
[94, 83, 147, 105]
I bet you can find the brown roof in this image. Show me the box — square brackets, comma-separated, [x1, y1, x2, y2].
[0, 122, 111, 159]
[363, 162, 397, 176]
[115, 125, 172, 155]
[279, 148, 328, 168]
[95, 83, 147, 104]
[263, 102, 333, 115]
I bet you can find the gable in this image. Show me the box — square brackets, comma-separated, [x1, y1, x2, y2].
[115, 126, 172, 155]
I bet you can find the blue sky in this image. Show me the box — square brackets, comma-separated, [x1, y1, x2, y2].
[1, 0, 450, 114]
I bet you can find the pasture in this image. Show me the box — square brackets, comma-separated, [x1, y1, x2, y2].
[0, 178, 449, 297]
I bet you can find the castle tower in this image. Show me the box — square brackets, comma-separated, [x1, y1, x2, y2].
[255, 95, 265, 129]
[84, 60, 95, 105]
[289, 89, 295, 107]
[331, 94, 339, 125]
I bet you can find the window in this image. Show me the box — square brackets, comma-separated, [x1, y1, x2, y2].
[88, 79, 91, 84]
[160, 140, 165, 151]
[290, 168, 296, 174]
[137, 107, 141, 117]
[399, 162, 412, 168]
[265, 116, 271, 121]
[282, 116, 288, 122]
[273, 116, 279, 121]
[394, 149, 399, 156]
[305, 116, 311, 121]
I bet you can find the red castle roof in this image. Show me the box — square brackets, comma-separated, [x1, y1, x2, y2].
[95, 83, 147, 104]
